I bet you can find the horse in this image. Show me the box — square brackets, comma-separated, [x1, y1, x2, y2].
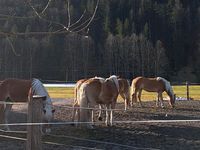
[131, 76, 175, 108]
[118, 78, 131, 110]
[72, 77, 105, 124]
[72, 77, 130, 125]
[0, 78, 55, 133]
[79, 75, 119, 128]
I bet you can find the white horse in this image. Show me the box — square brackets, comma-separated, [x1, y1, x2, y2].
[0, 78, 55, 133]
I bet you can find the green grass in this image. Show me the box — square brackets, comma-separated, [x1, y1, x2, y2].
[46, 85, 200, 101]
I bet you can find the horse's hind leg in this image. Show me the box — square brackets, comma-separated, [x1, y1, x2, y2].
[4, 104, 12, 131]
[91, 109, 94, 123]
[159, 93, 164, 108]
[98, 104, 103, 121]
[105, 104, 110, 126]
[131, 90, 137, 106]
[156, 93, 164, 108]
[0, 104, 5, 130]
[110, 103, 115, 126]
[71, 102, 78, 125]
[120, 93, 127, 110]
[105, 103, 115, 126]
[156, 93, 159, 107]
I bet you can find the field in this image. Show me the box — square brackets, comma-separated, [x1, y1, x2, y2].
[46, 85, 200, 101]
[0, 85, 200, 150]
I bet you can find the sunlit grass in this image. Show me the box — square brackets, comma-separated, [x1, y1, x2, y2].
[47, 87, 74, 99]
[47, 85, 200, 101]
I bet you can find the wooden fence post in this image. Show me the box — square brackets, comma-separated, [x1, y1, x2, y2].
[26, 95, 46, 150]
[186, 81, 189, 101]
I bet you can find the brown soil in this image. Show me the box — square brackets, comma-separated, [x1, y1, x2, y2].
[1, 99, 200, 150]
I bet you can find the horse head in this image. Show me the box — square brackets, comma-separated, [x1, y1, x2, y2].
[41, 97, 55, 133]
[157, 77, 175, 108]
[168, 92, 176, 108]
[31, 78, 55, 133]
[131, 93, 137, 103]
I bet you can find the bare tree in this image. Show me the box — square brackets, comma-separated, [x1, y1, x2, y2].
[0, 0, 99, 79]
[0, 0, 99, 36]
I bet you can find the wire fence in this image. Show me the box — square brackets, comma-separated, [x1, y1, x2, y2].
[1, 101, 200, 149]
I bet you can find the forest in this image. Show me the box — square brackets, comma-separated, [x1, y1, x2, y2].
[0, 0, 199, 82]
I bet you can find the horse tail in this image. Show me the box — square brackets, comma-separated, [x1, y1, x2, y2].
[107, 75, 119, 92]
[130, 78, 138, 103]
[79, 84, 89, 123]
[130, 79, 136, 95]
[74, 84, 78, 104]
[126, 79, 131, 101]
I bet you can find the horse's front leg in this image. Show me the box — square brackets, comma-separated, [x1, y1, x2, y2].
[157, 93, 164, 108]
[132, 90, 137, 106]
[156, 93, 160, 107]
[138, 90, 143, 107]
[124, 97, 128, 111]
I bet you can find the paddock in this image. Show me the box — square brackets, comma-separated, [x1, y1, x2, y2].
[0, 98, 200, 150]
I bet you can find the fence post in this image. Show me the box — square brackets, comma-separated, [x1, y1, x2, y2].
[186, 81, 189, 101]
[26, 95, 46, 150]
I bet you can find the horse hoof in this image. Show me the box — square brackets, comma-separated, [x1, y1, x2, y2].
[70, 123, 75, 126]
[45, 128, 51, 133]
[98, 117, 103, 121]
[87, 124, 94, 129]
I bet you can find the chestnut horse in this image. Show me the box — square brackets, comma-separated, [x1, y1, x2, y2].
[131, 77, 175, 108]
[79, 75, 119, 128]
[97, 77, 131, 122]
[72, 77, 105, 124]
[0, 78, 55, 133]
[118, 78, 131, 110]
[72, 77, 130, 124]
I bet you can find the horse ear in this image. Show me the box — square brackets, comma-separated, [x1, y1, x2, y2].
[52, 109, 55, 113]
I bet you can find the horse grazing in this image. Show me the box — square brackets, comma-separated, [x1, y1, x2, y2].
[72, 78, 88, 123]
[118, 78, 131, 110]
[79, 75, 119, 128]
[0, 78, 55, 133]
[131, 77, 175, 108]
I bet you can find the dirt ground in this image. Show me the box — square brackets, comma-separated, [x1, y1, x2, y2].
[0, 99, 200, 150]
